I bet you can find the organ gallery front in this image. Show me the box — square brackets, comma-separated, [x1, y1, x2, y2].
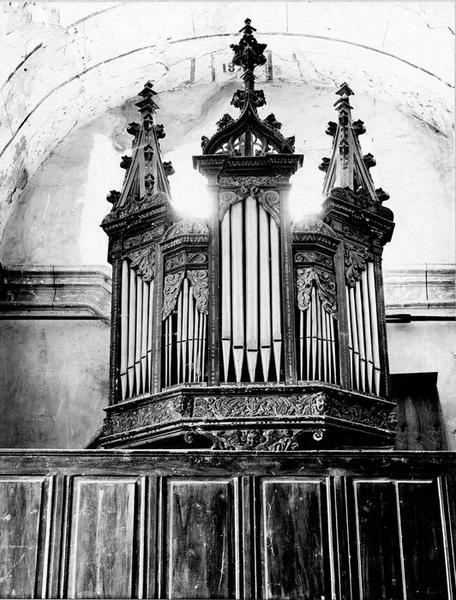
[98, 19, 396, 450]
[0, 20, 453, 600]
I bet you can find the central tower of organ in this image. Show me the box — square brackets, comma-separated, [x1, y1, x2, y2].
[97, 19, 396, 450]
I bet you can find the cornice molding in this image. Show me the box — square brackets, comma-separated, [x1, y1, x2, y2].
[0, 264, 454, 320]
[0, 265, 112, 320]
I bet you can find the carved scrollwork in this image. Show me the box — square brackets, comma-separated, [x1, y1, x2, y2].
[187, 270, 209, 315]
[128, 246, 156, 281]
[162, 271, 185, 319]
[219, 187, 280, 223]
[219, 191, 238, 220]
[165, 252, 207, 271]
[295, 251, 333, 269]
[258, 190, 280, 224]
[207, 429, 300, 451]
[193, 393, 328, 419]
[164, 219, 209, 241]
[218, 175, 278, 187]
[344, 242, 373, 287]
[296, 267, 337, 315]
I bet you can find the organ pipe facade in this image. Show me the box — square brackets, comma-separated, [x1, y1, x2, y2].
[98, 21, 396, 450]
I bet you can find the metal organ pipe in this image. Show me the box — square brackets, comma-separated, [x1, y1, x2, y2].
[368, 262, 381, 394]
[135, 276, 143, 393]
[119, 261, 156, 400]
[141, 280, 148, 393]
[162, 275, 207, 387]
[147, 280, 154, 392]
[221, 212, 231, 381]
[120, 260, 129, 400]
[269, 217, 282, 381]
[259, 208, 271, 381]
[220, 199, 283, 383]
[128, 268, 136, 396]
[231, 202, 245, 382]
[345, 260, 382, 396]
[245, 197, 259, 381]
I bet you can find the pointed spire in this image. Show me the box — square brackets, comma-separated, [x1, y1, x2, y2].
[197, 20, 298, 158]
[230, 18, 267, 91]
[321, 83, 388, 205]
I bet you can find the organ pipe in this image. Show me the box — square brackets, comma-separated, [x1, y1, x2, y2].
[120, 260, 129, 400]
[162, 276, 207, 387]
[219, 199, 283, 383]
[344, 261, 383, 395]
[128, 268, 136, 396]
[270, 217, 282, 381]
[135, 276, 143, 393]
[245, 197, 259, 381]
[119, 262, 156, 400]
[368, 262, 381, 394]
[259, 207, 271, 381]
[296, 283, 338, 384]
[147, 281, 154, 392]
[221, 212, 231, 380]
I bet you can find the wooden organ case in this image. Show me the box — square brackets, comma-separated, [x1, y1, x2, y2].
[98, 20, 397, 450]
[0, 20, 454, 600]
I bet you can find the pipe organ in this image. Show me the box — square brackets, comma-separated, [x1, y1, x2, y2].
[98, 20, 396, 451]
[220, 192, 283, 383]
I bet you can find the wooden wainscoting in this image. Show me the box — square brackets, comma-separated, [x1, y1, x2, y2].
[0, 451, 454, 599]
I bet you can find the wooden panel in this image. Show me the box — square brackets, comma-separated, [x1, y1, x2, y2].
[0, 477, 46, 599]
[260, 478, 330, 600]
[398, 481, 450, 599]
[67, 477, 137, 599]
[354, 481, 403, 600]
[166, 479, 235, 599]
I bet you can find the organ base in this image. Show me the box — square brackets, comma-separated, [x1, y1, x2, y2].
[95, 383, 396, 449]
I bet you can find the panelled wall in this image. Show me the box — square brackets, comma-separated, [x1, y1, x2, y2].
[0, 451, 454, 599]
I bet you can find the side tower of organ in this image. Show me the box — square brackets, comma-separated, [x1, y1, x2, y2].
[97, 20, 396, 449]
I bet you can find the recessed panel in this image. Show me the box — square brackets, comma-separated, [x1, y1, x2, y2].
[354, 481, 403, 600]
[261, 479, 328, 600]
[166, 479, 234, 599]
[399, 481, 449, 599]
[0, 478, 45, 599]
[68, 478, 137, 599]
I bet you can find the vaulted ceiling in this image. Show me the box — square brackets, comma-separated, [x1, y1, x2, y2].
[0, 2, 453, 266]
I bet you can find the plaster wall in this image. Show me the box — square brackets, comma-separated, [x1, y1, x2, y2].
[0, 319, 108, 448]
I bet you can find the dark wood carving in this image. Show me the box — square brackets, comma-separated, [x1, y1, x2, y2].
[99, 21, 399, 451]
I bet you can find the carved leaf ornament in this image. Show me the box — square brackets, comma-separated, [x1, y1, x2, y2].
[219, 186, 280, 224]
[344, 243, 373, 287]
[162, 270, 209, 319]
[296, 267, 337, 315]
[128, 246, 156, 281]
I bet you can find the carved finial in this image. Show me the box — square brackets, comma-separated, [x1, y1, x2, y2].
[230, 18, 267, 88]
[163, 161, 175, 176]
[375, 188, 390, 203]
[352, 119, 366, 136]
[106, 190, 120, 205]
[127, 122, 140, 137]
[325, 121, 337, 137]
[136, 81, 159, 118]
[120, 156, 132, 170]
[154, 124, 166, 139]
[336, 82, 354, 97]
[363, 153, 376, 169]
[263, 113, 282, 131]
[318, 157, 331, 172]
